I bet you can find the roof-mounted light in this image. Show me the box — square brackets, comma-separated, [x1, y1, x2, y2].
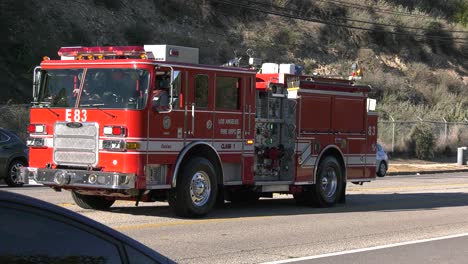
[58, 46, 146, 60]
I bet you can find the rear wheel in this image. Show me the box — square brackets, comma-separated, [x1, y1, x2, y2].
[313, 156, 344, 207]
[71, 191, 115, 210]
[5, 159, 26, 187]
[377, 162, 387, 177]
[170, 157, 218, 217]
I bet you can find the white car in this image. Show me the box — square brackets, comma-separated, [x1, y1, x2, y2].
[376, 143, 389, 177]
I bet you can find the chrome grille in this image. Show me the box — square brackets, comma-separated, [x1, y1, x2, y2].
[54, 122, 99, 167]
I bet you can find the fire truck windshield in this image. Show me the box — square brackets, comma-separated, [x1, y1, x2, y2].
[36, 68, 150, 110]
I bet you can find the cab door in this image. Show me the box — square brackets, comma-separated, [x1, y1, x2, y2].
[186, 71, 214, 143]
[146, 68, 186, 188]
[212, 74, 246, 184]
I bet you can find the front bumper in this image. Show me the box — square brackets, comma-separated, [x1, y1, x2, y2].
[18, 167, 135, 189]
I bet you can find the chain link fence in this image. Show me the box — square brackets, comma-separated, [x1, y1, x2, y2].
[2, 103, 467, 157]
[378, 118, 468, 156]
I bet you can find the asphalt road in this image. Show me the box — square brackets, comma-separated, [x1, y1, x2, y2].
[3, 172, 468, 263]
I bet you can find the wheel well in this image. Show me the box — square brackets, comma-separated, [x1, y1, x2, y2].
[175, 144, 223, 187]
[9, 157, 28, 167]
[316, 147, 346, 181]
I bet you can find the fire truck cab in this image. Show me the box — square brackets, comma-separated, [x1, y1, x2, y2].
[20, 45, 377, 217]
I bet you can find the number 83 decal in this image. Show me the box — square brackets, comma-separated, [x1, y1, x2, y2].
[65, 109, 87, 122]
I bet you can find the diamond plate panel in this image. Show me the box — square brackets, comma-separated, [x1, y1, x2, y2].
[54, 122, 99, 166]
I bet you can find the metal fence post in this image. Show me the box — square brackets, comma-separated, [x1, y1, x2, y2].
[390, 115, 395, 153]
[443, 117, 448, 142]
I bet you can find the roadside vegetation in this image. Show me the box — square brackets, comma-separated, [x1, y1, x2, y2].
[0, 0, 466, 158]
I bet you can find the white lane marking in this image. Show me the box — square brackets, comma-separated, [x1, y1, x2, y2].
[262, 232, 468, 264]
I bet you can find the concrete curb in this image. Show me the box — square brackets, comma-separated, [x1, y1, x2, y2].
[387, 168, 468, 176]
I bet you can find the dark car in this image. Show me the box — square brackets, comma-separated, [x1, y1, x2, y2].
[0, 190, 174, 263]
[0, 128, 28, 186]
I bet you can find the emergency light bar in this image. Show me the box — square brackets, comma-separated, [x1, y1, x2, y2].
[53, 44, 199, 63]
[58, 46, 145, 59]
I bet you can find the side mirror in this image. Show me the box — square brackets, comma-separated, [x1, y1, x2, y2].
[32, 67, 41, 101]
[171, 70, 180, 85]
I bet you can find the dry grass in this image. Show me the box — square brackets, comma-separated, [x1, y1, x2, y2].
[388, 163, 468, 173]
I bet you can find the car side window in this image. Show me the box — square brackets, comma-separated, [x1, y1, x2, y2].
[0, 205, 123, 264]
[0, 131, 8, 142]
[125, 245, 159, 264]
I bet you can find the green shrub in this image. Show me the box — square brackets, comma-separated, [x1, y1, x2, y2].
[0, 104, 29, 141]
[452, 1, 468, 26]
[410, 123, 435, 160]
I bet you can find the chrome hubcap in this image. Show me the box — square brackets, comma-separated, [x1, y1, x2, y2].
[321, 168, 338, 198]
[190, 171, 211, 207]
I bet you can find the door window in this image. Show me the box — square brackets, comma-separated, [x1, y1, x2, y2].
[195, 75, 209, 108]
[0, 206, 123, 263]
[216, 76, 241, 110]
[0, 131, 8, 142]
[172, 70, 183, 109]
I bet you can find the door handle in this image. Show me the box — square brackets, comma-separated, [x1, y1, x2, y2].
[191, 103, 195, 136]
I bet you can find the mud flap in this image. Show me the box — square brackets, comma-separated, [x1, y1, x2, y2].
[338, 182, 346, 204]
[215, 186, 225, 208]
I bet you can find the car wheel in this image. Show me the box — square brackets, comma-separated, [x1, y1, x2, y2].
[170, 157, 218, 217]
[71, 191, 115, 210]
[5, 159, 26, 187]
[377, 162, 387, 177]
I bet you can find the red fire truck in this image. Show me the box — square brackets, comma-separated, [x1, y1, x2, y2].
[19, 45, 378, 217]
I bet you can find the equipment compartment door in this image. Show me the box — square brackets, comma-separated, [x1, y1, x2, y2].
[213, 74, 246, 183]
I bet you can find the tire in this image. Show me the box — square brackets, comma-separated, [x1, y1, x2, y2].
[71, 191, 115, 210]
[377, 162, 387, 177]
[313, 156, 344, 207]
[170, 157, 218, 217]
[5, 159, 26, 187]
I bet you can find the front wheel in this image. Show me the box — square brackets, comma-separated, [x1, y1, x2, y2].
[5, 159, 26, 187]
[313, 156, 344, 207]
[170, 157, 218, 217]
[377, 162, 387, 177]
[71, 191, 115, 210]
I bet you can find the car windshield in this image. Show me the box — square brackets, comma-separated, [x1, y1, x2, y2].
[36, 68, 150, 110]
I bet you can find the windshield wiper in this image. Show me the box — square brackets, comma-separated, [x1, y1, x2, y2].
[32, 101, 60, 117]
[46, 106, 60, 117]
[93, 104, 116, 119]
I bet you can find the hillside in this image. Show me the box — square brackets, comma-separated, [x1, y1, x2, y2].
[1, 0, 467, 154]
